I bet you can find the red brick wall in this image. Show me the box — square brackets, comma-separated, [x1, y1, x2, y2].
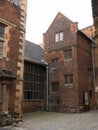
[43, 12, 77, 51]
[0, 1, 21, 26]
[77, 32, 95, 109]
[0, 0, 24, 112]
[45, 46, 80, 112]
[44, 13, 95, 112]
[23, 102, 44, 113]
[44, 13, 80, 112]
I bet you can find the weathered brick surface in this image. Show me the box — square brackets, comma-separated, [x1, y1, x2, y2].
[81, 22, 98, 107]
[77, 32, 94, 107]
[92, 0, 98, 108]
[23, 102, 44, 113]
[0, 0, 26, 113]
[0, 0, 21, 26]
[92, 0, 98, 18]
[43, 12, 77, 51]
[44, 12, 95, 113]
[81, 25, 95, 39]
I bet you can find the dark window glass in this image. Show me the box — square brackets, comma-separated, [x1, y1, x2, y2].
[64, 74, 73, 85]
[0, 42, 3, 58]
[0, 25, 5, 39]
[64, 50, 72, 60]
[90, 90, 93, 99]
[64, 75, 69, 84]
[51, 83, 59, 92]
[51, 58, 59, 68]
[24, 62, 46, 100]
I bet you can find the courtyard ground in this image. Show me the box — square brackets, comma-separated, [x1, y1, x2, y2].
[0, 110, 98, 130]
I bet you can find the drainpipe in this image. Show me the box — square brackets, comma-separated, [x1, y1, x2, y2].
[92, 42, 96, 90]
[91, 40, 98, 108]
[46, 65, 49, 111]
[90, 28, 97, 92]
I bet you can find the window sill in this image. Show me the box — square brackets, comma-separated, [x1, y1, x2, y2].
[50, 67, 59, 70]
[55, 40, 63, 43]
[64, 84, 73, 87]
[24, 99, 44, 102]
[0, 37, 5, 42]
[64, 59, 72, 61]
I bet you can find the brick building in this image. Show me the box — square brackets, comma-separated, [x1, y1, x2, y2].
[23, 40, 48, 113]
[43, 12, 95, 113]
[92, 0, 98, 47]
[0, 0, 97, 116]
[92, 0, 98, 108]
[0, 0, 27, 116]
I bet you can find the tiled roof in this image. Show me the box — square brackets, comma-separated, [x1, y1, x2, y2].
[25, 40, 46, 65]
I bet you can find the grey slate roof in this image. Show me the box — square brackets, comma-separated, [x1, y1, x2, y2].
[25, 40, 46, 65]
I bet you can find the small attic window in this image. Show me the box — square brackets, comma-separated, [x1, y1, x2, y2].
[55, 32, 63, 42]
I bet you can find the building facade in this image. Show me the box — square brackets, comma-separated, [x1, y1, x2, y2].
[92, 0, 98, 108]
[43, 12, 95, 113]
[23, 40, 48, 113]
[0, 1, 97, 115]
[81, 24, 98, 109]
[0, 0, 27, 115]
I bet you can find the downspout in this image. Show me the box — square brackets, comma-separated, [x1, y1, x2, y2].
[92, 42, 96, 90]
[46, 65, 49, 111]
[91, 41, 98, 108]
[90, 28, 97, 92]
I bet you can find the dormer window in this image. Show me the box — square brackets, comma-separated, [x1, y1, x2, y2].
[55, 32, 63, 42]
[13, 0, 19, 6]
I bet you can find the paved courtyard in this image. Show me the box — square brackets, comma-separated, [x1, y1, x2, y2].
[0, 110, 98, 130]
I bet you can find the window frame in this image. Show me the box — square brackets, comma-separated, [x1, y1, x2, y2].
[55, 33, 59, 42]
[0, 24, 5, 40]
[55, 32, 63, 42]
[24, 62, 46, 101]
[59, 32, 63, 41]
[64, 74, 73, 85]
[64, 49, 72, 60]
[0, 41, 3, 58]
[51, 82, 59, 92]
[51, 58, 59, 68]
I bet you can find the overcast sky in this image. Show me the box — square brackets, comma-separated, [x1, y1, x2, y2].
[26, 0, 93, 44]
